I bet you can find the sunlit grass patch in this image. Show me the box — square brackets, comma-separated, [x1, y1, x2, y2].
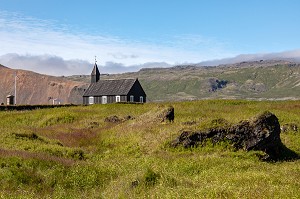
[0, 100, 299, 198]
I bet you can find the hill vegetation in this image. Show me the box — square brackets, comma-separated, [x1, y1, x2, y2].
[0, 100, 299, 198]
[69, 60, 300, 102]
[1, 60, 300, 104]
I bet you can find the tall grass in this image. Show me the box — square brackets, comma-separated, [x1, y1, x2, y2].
[0, 100, 299, 198]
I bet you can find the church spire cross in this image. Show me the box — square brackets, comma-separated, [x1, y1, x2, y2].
[91, 56, 100, 83]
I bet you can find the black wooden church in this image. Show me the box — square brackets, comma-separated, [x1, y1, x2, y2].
[83, 62, 146, 105]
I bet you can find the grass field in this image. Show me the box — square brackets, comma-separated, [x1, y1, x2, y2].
[0, 100, 299, 198]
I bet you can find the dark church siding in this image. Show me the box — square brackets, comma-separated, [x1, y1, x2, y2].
[120, 95, 127, 102]
[128, 80, 147, 103]
[107, 96, 114, 104]
[83, 97, 88, 105]
[83, 96, 101, 104]
[95, 96, 101, 104]
[83, 95, 134, 105]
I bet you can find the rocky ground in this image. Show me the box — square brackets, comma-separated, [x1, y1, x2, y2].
[171, 111, 299, 161]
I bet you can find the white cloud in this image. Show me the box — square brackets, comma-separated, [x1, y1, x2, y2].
[199, 49, 300, 66]
[107, 52, 139, 60]
[0, 53, 91, 76]
[101, 61, 172, 74]
[0, 11, 234, 75]
[0, 53, 171, 75]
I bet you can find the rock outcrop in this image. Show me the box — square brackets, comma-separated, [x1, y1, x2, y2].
[208, 78, 228, 92]
[104, 115, 134, 123]
[281, 123, 298, 133]
[172, 111, 297, 161]
[158, 106, 174, 122]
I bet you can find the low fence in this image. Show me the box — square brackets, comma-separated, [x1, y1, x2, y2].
[0, 104, 77, 111]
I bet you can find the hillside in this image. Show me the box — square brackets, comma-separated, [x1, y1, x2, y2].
[68, 60, 300, 102]
[0, 100, 299, 198]
[0, 64, 88, 105]
[1, 60, 300, 105]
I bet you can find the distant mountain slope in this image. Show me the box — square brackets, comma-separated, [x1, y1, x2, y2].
[0, 64, 88, 105]
[1, 60, 300, 105]
[68, 60, 300, 101]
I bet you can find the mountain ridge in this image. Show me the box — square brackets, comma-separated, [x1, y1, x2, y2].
[1, 60, 300, 104]
[66, 59, 300, 101]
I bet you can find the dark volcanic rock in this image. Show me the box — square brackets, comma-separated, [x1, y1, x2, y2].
[159, 106, 174, 122]
[228, 112, 282, 158]
[182, 120, 197, 126]
[104, 115, 122, 123]
[281, 123, 298, 133]
[172, 111, 296, 160]
[104, 115, 134, 123]
[208, 78, 228, 92]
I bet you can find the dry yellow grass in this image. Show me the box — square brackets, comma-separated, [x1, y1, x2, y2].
[0, 100, 299, 198]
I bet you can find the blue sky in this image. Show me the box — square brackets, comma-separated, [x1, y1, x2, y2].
[1, 0, 300, 75]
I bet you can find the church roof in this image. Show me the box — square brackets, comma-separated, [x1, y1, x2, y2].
[83, 78, 137, 96]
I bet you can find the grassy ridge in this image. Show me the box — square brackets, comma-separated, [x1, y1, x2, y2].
[138, 64, 300, 101]
[68, 62, 300, 101]
[0, 100, 299, 198]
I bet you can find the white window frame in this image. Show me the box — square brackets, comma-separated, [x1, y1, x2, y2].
[116, 95, 120, 103]
[102, 96, 107, 104]
[140, 96, 144, 103]
[89, 96, 94, 104]
[130, 95, 134, 102]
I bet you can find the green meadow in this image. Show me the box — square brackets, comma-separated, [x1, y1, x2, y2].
[0, 100, 299, 198]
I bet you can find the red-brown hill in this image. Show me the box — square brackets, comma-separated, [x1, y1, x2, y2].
[0, 64, 88, 105]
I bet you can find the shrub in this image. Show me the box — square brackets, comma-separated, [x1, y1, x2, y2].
[68, 149, 85, 160]
[143, 168, 160, 187]
[38, 113, 76, 127]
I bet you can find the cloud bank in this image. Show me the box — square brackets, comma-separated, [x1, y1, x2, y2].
[0, 53, 90, 76]
[2, 49, 300, 76]
[0, 11, 234, 75]
[199, 49, 300, 66]
[0, 53, 171, 75]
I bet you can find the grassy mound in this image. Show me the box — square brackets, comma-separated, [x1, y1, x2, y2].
[0, 100, 299, 198]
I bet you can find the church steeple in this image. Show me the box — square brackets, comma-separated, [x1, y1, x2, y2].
[91, 56, 100, 83]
